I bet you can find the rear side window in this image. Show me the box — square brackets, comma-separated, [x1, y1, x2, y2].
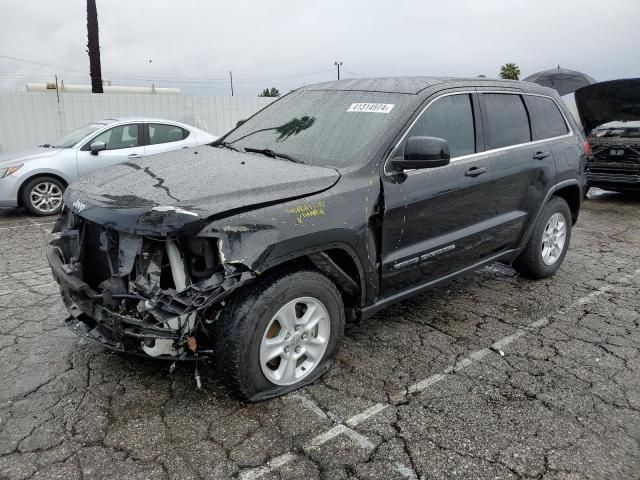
[482, 94, 531, 149]
[398, 94, 475, 158]
[148, 124, 189, 145]
[526, 96, 569, 139]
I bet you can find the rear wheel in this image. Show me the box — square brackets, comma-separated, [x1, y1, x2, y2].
[513, 196, 572, 279]
[214, 269, 344, 401]
[21, 176, 65, 216]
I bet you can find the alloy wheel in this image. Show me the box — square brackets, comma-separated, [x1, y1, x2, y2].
[29, 182, 63, 214]
[541, 212, 567, 265]
[259, 296, 331, 386]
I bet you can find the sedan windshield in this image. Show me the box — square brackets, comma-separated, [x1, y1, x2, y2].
[51, 123, 107, 148]
[222, 90, 412, 168]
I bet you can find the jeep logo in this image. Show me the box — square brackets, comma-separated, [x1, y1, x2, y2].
[72, 199, 86, 213]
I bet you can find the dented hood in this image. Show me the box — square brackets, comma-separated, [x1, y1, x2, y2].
[575, 78, 640, 135]
[63, 146, 340, 236]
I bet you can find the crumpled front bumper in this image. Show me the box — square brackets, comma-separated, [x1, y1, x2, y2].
[48, 249, 183, 355]
[47, 218, 255, 359]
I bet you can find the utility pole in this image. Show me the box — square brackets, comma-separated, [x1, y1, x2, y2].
[334, 61, 342, 80]
[229, 70, 234, 96]
[86, 0, 103, 93]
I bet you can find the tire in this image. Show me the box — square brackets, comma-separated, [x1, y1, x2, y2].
[513, 196, 572, 279]
[21, 176, 65, 216]
[583, 185, 590, 198]
[213, 269, 345, 402]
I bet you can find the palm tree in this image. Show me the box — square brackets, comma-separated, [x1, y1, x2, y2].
[499, 63, 521, 80]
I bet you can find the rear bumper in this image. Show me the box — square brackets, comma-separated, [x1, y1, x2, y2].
[586, 172, 640, 190]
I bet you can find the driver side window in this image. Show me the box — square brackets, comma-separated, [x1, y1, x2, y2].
[395, 94, 476, 159]
[86, 124, 141, 151]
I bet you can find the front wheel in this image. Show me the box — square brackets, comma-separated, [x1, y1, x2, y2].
[21, 176, 65, 216]
[213, 269, 344, 401]
[513, 196, 572, 279]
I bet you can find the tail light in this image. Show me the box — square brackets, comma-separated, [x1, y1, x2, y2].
[582, 140, 591, 156]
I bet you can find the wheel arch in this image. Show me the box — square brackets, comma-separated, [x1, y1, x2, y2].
[552, 184, 581, 225]
[253, 243, 367, 310]
[517, 179, 581, 250]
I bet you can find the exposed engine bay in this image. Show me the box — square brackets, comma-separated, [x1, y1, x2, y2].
[48, 210, 255, 360]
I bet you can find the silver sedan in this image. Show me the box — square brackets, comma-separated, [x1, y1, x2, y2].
[0, 117, 217, 215]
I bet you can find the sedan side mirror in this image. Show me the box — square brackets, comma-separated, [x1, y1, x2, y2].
[90, 141, 107, 155]
[391, 136, 451, 171]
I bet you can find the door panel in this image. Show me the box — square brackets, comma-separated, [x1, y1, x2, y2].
[478, 93, 556, 250]
[486, 144, 554, 249]
[76, 124, 144, 176]
[380, 92, 499, 296]
[143, 123, 192, 156]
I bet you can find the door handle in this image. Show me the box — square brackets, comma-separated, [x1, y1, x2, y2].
[465, 166, 487, 177]
[128, 153, 142, 159]
[533, 151, 551, 160]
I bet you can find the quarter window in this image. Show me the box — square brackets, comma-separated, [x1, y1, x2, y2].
[397, 94, 476, 159]
[88, 124, 141, 150]
[148, 124, 189, 145]
[526, 96, 568, 139]
[482, 94, 531, 149]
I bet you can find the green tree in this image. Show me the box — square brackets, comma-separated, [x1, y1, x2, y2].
[499, 63, 521, 80]
[259, 87, 280, 97]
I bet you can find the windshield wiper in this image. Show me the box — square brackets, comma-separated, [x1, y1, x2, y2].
[39, 143, 53, 148]
[244, 147, 304, 164]
[214, 141, 241, 152]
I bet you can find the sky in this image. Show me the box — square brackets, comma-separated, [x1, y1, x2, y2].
[0, 0, 638, 97]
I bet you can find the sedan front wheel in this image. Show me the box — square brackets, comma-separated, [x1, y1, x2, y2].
[22, 176, 65, 216]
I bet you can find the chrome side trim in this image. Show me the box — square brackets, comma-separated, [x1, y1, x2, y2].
[384, 90, 575, 176]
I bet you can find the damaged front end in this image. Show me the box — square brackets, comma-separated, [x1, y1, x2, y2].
[48, 209, 255, 359]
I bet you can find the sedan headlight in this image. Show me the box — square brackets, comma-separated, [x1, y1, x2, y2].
[0, 164, 23, 178]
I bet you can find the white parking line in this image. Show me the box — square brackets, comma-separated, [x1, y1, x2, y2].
[238, 267, 640, 479]
[239, 452, 299, 480]
[288, 393, 331, 420]
[345, 402, 388, 427]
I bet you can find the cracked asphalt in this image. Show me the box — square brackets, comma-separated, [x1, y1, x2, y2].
[1, 190, 639, 480]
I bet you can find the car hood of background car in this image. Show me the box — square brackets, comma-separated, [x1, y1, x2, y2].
[575, 78, 640, 135]
[63, 146, 341, 236]
[0, 147, 62, 167]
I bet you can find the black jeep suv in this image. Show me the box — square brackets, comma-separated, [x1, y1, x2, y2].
[48, 77, 585, 401]
[575, 78, 640, 193]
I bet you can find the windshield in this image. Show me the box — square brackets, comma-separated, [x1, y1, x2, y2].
[51, 123, 107, 148]
[222, 90, 413, 168]
[592, 120, 640, 138]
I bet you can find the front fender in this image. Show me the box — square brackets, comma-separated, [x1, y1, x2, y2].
[196, 176, 381, 307]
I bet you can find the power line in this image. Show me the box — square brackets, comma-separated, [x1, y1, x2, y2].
[0, 52, 337, 84]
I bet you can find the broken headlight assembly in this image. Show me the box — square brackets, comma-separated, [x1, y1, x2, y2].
[48, 212, 253, 361]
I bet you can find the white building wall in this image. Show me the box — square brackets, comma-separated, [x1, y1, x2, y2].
[0, 92, 275, 153]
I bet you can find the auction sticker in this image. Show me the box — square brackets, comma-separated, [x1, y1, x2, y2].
[347, 103, 395, 113]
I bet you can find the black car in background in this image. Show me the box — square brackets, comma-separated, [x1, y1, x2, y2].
[576, 78, 640, 193]
[48, 77, 586, 401]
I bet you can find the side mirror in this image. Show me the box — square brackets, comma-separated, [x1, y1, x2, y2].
[391, 136, 451, 171]
[90, 141, 107, 155]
